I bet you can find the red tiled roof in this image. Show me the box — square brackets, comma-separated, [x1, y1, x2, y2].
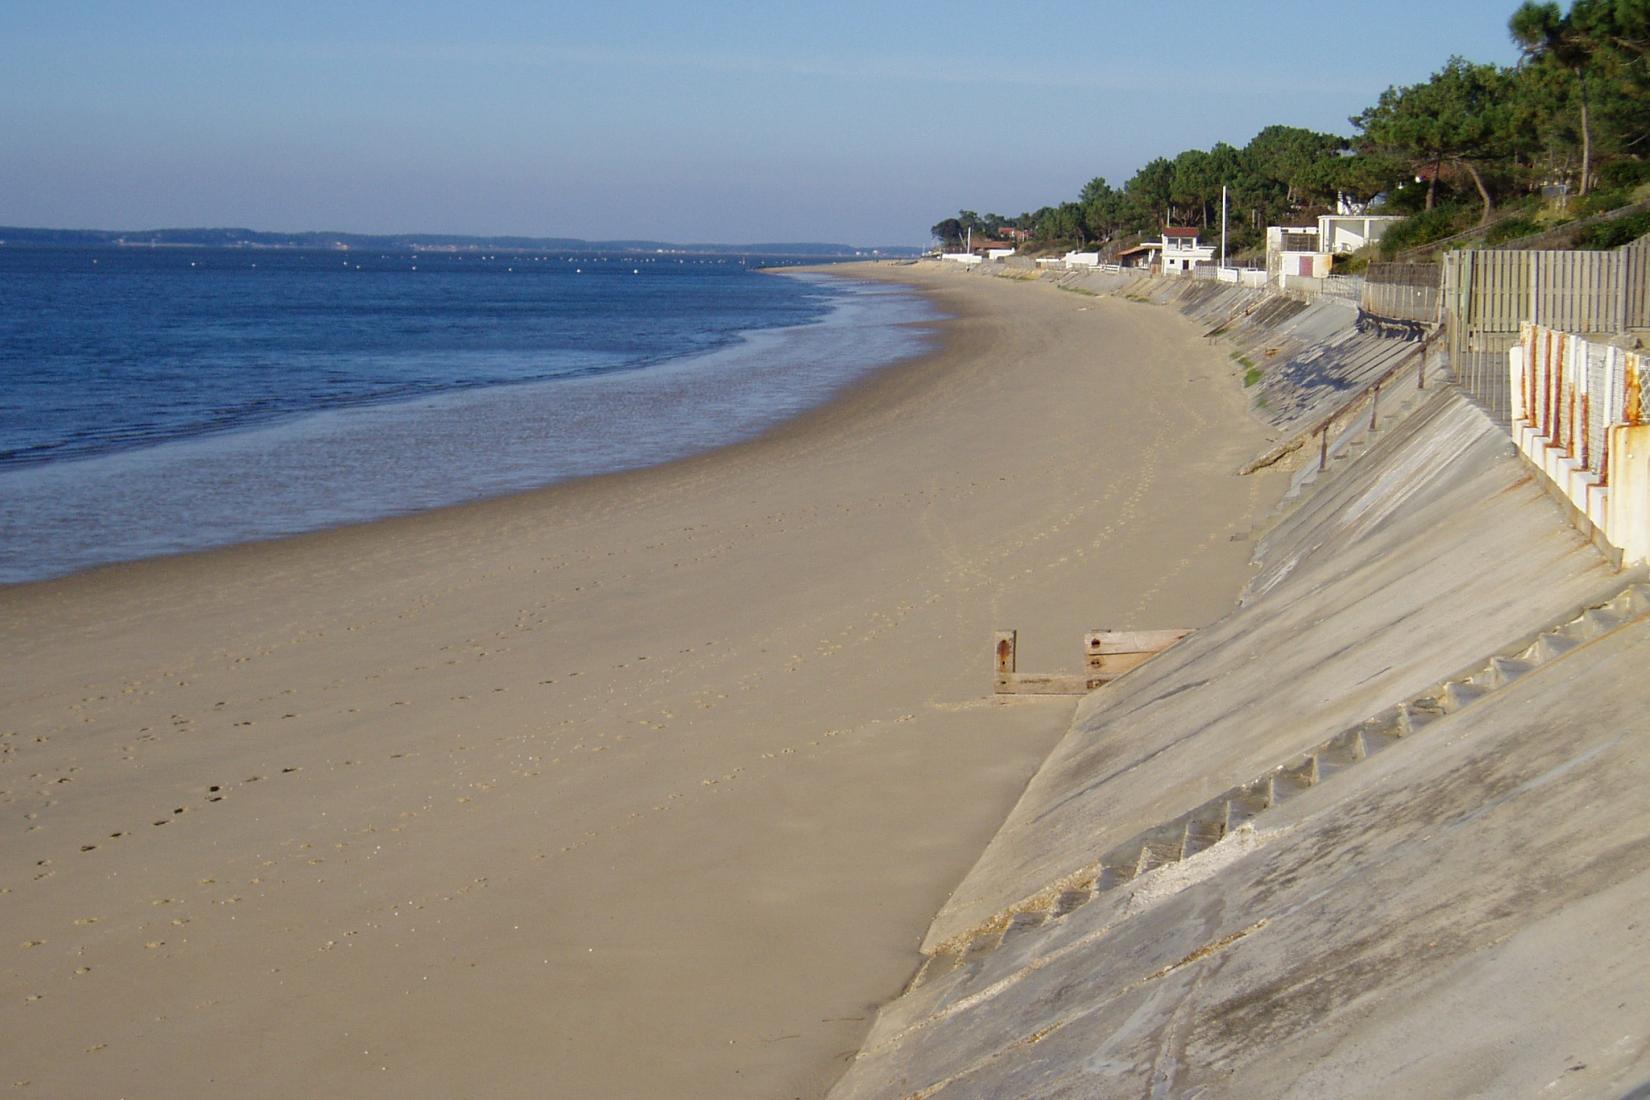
[1162, 227, 1199, 238]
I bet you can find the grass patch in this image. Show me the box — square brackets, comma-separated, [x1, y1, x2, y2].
[1483, 216, 1542, 246]
[1571, 185, 1634, 218]
[1331, 250, 1371, 275]
[1575, 210, 1650, 250]
[1378, 206, 1473, 258]
[1058, 284, 1098, 296]
[1598, 161, 1650, 189]
[1242, 363, 1262, 387]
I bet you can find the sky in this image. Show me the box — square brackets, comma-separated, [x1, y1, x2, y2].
[1, 1, 1528, 246]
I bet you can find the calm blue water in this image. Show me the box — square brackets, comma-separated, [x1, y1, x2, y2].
[0, 247, 937, 583]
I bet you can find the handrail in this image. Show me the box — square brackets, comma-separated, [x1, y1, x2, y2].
[1240, 329, 1440, 475]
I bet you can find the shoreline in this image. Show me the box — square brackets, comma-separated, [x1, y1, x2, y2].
[0, 263, 1288, 1097]
[0, 266, 936, 587]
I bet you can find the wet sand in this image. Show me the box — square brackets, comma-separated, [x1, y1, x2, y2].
[0, 262, 1285, 1098]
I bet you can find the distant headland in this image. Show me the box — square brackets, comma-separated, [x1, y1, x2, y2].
[0, 225, 922, 257]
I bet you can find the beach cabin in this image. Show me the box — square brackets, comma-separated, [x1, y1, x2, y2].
[1266, 225, 1331, 280]
[1158, 228, 1215, 275]
[1265, 213, 1402, 284]
[1317, 213, 1403, 254]
[1115, 242, 1159, 270]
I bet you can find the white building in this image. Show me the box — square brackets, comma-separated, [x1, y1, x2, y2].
[1318, 213, 1403, 254]
[1159, 228, 1215, 275]
[1266, 225, 1330, 279]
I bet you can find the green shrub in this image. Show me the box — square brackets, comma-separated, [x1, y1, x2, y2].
[1331, 250, 1370, 275]
[1571, 186, 1633, 217]
[1597, 160, 1650, 190]
[1243, 365, 1262, 387]
[1378, 206, 1471, 258]
[1483, 217, 1541, 246]
[1574, 211, 1650, 250]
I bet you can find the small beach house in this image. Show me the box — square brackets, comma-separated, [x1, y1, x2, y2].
[1158, 228, 1215, 275]
[1317, 213, 1403, 254]
[1266, 225, 1328, 279]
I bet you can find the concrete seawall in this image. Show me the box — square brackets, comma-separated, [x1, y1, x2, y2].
[829, 268, 1650, 1097]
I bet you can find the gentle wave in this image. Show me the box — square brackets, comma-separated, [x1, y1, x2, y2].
[0, 274, 938, 583]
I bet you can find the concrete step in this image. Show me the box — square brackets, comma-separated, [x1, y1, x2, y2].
[906, 949, 961, 992]
[1182, 817, 1227, 858]
[1355, 708, 1409, 754]
[1272, 756, 1321, 801]
[919, 577, 1650, 971]
[1492, 654, 1537, 681]
[1570, 608, 1622, 640]
[1049, 885, 1095, 918]
[995, 910, 1050, 955]
[963, 928, 1006, 959]
[1095, 862, 1135, 892]
[1402, 698, 1445, 732]
[1136, 835, 1183, 875]
[1531, 632, 1582, 662]
[1004, 909, 1048, 937]
[1442, 680, 1490, 712]
[1625, 584, 1650, 616]
[1317, 728, 1367, 776]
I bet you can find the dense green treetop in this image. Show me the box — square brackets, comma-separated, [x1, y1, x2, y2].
[932, 0, 1647, 256]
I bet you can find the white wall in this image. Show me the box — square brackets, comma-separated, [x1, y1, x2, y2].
[1318, 215, 1403, 254]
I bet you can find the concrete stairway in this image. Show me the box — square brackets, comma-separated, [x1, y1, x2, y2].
[906, 578, 1650, 992]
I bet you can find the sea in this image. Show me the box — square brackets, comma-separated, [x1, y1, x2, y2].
[0, 246, 939, 584]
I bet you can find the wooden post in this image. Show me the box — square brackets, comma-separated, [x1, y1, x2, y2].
[993, 630, 1017, 694]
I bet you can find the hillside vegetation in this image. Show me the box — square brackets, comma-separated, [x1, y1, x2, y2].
[934, 0, 1650, 260]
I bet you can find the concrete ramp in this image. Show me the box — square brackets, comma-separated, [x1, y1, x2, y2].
[828, 385, 1647, 1097]
[922, 388, 1619, 949]
[834, 603, 1650, 1098]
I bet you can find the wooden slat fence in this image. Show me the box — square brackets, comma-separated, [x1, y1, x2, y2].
[1362, 263, 1440, 323]
[1441, 238, 1650, 423]
[1626, 236, 1649, 332]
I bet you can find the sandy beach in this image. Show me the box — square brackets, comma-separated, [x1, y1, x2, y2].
[0, 264, 1285, 1098]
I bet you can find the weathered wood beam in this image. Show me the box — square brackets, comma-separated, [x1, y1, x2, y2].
[994, 628, 1195, 695]
[1083, 629, 1195, 656]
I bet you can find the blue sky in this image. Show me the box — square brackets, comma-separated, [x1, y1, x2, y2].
[2, 1, 1526, 245]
